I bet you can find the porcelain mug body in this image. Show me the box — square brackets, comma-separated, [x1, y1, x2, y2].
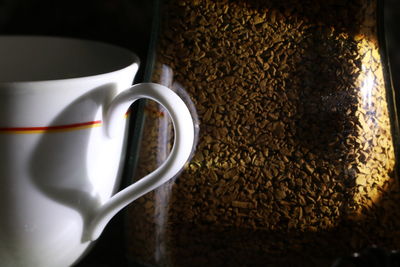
[0, 36, 194, 266]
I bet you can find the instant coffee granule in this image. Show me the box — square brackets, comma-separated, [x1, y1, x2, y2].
[126, 0, 400, 266]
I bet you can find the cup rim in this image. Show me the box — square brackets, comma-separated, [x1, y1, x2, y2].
[0, 35, 140, 85]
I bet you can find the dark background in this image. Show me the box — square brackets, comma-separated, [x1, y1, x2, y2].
[385, 0, 400, 118]
[0, 0, 400, 266]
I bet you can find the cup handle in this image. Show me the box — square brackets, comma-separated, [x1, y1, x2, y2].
[85, 82, 195, 241]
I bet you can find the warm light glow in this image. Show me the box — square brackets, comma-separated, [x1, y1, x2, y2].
[360, 67, 374, 109]
[352, 37, 396, 218]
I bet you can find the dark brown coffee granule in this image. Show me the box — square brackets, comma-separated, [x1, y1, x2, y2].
[125, 0, 400, 266]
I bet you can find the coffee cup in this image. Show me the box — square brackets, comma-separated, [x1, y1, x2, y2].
[0, 36, 194, 266]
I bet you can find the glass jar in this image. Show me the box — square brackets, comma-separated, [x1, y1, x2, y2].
[125, 0, 400, 266]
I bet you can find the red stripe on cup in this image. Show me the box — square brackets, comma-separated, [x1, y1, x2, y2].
[0, 120, 103, 134]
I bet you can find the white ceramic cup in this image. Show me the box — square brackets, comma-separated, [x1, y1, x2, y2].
[0, 36, 194, 267]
